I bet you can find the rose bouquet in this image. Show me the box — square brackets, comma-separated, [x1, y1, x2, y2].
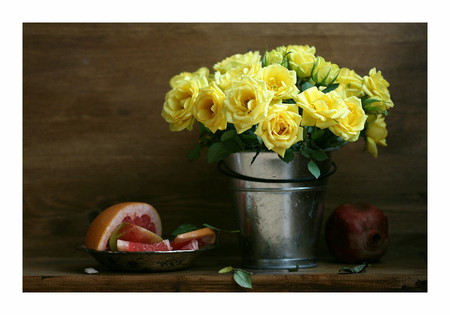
[161, 45, 393, 177]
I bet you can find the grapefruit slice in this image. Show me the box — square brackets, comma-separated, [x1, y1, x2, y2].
[171, 227, 216, 250]
[85, 202, 162, 250]
[117, 239, 172, 252]
[108, 222, 163, 251]
[178, 239, 200, 250]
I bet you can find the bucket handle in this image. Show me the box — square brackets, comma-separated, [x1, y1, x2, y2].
[218, 160, 337, 183]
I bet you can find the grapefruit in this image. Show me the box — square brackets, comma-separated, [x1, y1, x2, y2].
[108, 222, 163, 251]
[178, 239, 200, 250]
[117, 239, 172, 252]
[85, 202, 162, 250]
[171, 227, 216, 250]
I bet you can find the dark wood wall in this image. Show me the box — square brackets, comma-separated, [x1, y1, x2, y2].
[23, 23, 427, 259]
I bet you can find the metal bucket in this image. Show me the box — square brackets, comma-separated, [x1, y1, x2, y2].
[219, 151, 335, 269]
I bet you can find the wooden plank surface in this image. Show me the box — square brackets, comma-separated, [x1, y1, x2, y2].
[23, 23, 427, 291]
[23, 272, 427, 292]
[23, 233, 426, 292]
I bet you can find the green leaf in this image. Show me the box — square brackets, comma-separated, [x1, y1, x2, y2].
[218, 266, 234, 274]
[262, 51, 268, 67]
[307, 160, 321, 179]
[199, 123, 213, 136]
[339, 262, 370, 274]
[283, 98, 296, 104]
[300, 150, 311, 159]
[207, 142, 228, 163]
[310, 128, 326, 141]
[250, 150, 260, 165]
[220, 129, 238, 142]
[281, 51, 292, 69]
[221, 130, 244, 153]
[364, 105, 389, 116]
[321, 83, 340, 94]
[363, 98, 383, 107]
[233, 269, 253, 289]
[280, 149, 295, 163]
[312, 149, 328, 162]
[301, 81, 314, 92]
[170, 224, 199, 237]
[239, 133, 258, 145]
[203, 223, 240, 233]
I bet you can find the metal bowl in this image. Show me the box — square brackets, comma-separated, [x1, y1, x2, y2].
[79, 245, 214, 272]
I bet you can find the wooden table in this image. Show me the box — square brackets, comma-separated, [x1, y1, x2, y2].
[23, 234, 426, 292]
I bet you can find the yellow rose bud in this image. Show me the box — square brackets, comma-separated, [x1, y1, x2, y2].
[261, 64, 299, 100]
[224, 76, 273, 134]
[335, 67, 364, 98]
[214, 62, 262, 90]
[310, 56, 340, 86]
[162, 74, 209, 131]
[365, 114, 388, 158]
[286, 45, 316, 55]
[263, 46, 286, 66]
[213, 51, 261, 74]
[286, 45, 316, 79]
[362, 68, 394, 110]
[329, 96, 367, 142]
[192, 82, 227, 133]
[294, 86, 350, 129]
[169, 67, 210, 88]
[255, 102, 303, 157]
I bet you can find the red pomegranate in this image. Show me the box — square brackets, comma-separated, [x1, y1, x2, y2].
[325, 203, 389, 263]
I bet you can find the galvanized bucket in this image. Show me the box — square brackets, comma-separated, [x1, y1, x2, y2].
[219, 151, 336, 269]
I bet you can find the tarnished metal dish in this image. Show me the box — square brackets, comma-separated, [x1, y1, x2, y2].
[80, 245, 214, 272]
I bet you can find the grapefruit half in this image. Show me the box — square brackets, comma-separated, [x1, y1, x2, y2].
[85, 202, 162, 251]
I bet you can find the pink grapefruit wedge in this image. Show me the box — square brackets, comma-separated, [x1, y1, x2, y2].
[109, 222, 163, 251]
[117, 239, 172, 252]
[171, 227, 216, 250]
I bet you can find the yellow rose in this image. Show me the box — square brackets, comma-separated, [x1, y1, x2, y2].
[169, 67, 210, 88]
[286, 45, 316, 79]
[310, 56, 340, 86]
[294, 86, 350, 129]
[335, 67, 364, 98]
[365, 114, 388, 158]
[255, 102, 303, 157]
[213, 51, 261, 74]
[193, 82, 227, 133]
[329, 96, 367, 142]
[162, 74, 209, 131]
[214, 62, 262, 90]
[261, 64, 299, 100]
[224, 76, 273, 134]
[362, 68, 394, 110]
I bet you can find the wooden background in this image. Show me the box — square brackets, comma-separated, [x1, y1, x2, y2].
[23, 23, 427, 261]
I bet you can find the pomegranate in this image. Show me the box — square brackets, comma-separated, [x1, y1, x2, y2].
[325, 203, 389, 263]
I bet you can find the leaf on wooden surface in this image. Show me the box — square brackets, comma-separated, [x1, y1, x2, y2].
[339, 262, 370, 274]
[233, 269, 253, 289]
[218, 266, 234, 274]
[218, 266, 253, 289]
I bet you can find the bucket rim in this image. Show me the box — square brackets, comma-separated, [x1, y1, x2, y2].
[218, 159, 337, 183]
